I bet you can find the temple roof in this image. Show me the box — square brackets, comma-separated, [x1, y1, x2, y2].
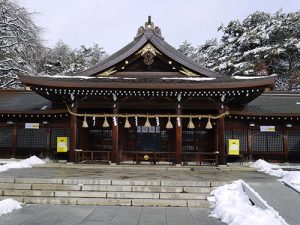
[18, 17, 276, 106]
[230, 92, 300, 117]
[0, 90, 299, 117]
[71, 16, 225, 78]
[0, 90, 66, 114]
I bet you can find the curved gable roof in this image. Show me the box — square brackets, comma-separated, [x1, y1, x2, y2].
[71, 18, 226, 78]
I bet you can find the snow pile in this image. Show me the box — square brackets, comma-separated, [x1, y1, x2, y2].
[251, 159, 284, 177]
[0, 199, 22, 216]
[208, 180, 287, 225]
[251, 159, 300, 192]
[0, 156, 45, 173]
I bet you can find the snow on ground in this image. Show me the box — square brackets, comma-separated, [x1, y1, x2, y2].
[0, 199, 22, 217]
[251, 159, 300, 193]
[0, 156, 45, 173]
[208, 180, 288, 225]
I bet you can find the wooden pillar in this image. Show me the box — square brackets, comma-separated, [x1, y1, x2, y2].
[46, 127, 51, 159]
[217, 108, 226, 165]
[12, 125, 17, 158]
[283, 128, 288, 161]
[175, 105, 182, 164]
[69, 106, 77, 162]
[112, 103, 119, 164]
[247, 128, 253, 161]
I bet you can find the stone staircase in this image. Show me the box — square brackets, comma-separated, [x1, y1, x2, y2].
[0, 177, 219, 207]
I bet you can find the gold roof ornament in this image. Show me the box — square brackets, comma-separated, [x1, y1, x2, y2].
[98, 67, 117, 76]
[136, 43, 162, 56]
[180, 67, 198, 77]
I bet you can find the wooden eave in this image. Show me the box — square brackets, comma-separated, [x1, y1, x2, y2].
[19, 74, 276, 90]
[229, 110, 300, 117]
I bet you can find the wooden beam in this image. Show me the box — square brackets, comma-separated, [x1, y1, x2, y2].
[175, 106, 182, 164]
[69, 106, 77, 162]
[217, 108, 226, 165]
[112, 104, 119, 164]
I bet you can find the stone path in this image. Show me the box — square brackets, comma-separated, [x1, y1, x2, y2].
[244, 179, 300, 225]
[0, 205, 224, 225]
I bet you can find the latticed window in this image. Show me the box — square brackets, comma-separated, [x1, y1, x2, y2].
[160, 130, 169, 152]
[0, 127, 13, 147]
[183, 130, 195, 152]
[288, 131, 300, 151]
[17, 128, 47, 148]
[225, 130, 248, 152]
[252, 131, 283, 152]
[51, 128, 70, 148]
[88, 128, 112, 151]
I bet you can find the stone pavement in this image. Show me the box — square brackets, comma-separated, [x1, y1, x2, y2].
[0, 205, 224, 225]
[0, 164, 293, 225]
[244, 178, 300, 225]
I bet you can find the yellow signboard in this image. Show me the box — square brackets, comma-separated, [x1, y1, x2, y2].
[228, 139, 240, 155]
[57, 137, 68, 153]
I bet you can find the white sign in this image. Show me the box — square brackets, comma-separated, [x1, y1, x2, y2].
[149, 126, 155, 133]
[25, 123, 39, 129]
[260, 126, 275, 132]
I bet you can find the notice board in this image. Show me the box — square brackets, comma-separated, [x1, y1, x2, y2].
[228, 139, 240, 155]
[57, 137, 68, 153]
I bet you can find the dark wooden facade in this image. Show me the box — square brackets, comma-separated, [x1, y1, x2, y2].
[1, 18, 299, 164]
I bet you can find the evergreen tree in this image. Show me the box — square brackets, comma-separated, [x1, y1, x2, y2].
[179, 11, 300, 91]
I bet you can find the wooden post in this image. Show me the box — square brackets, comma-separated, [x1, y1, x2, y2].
[217, 108, 226, 165]
[283, 128, 288, 161]
[248, 128, 253, 161]
[12, 125, 17, 158]
[175, 105, 182, 164]
[112, 103, 119, 164]
[69, 106, 77, 162]
[46, 127, 51, 159]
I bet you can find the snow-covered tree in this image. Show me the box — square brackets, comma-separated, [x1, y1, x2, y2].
[0, 0, 43, 88]
[37, 41, 107, 76]
[180, 11, 300, 91]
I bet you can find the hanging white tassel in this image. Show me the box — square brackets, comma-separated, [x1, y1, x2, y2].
[135, 116, 138, 126]
[156, 117, 160, 126]
[113, 116, 117, 126]
[177, 117, 181, 127]
[93, 116, 96, 126]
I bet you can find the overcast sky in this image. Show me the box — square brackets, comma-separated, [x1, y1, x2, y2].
[20, 0, 300, 54]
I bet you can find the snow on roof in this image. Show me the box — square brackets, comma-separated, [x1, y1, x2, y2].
[40, 74, 94, 79]
[161, 77, 215, 81]
[233, 74, 277, 79]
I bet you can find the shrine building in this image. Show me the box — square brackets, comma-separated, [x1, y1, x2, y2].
[0, 18, 299, 165]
